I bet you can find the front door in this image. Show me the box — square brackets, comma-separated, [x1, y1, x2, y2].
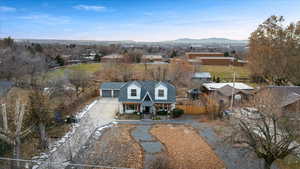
[144, 106, 150, 114]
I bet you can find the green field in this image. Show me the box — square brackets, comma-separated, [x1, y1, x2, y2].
[48, 63, 102, 77]
[201, 65, 250, 79]
[49, 63, 251, 82]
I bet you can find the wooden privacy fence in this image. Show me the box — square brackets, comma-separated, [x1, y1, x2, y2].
[177, 104, 207, 115]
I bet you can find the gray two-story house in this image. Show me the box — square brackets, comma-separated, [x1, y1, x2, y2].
[100, 81, 176, 115]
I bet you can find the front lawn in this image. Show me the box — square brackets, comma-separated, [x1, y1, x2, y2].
[151, 124, 226, 169]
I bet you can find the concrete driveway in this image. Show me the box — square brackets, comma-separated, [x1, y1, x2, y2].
[36, 98, 120, 169]
[88, 98, 119, 127]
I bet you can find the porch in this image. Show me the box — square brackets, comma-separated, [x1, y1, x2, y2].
[121, 102, 172, 114]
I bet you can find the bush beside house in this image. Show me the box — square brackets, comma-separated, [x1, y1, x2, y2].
[171, 108, 184, 118]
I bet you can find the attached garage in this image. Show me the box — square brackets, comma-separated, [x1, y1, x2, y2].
[113, 90, 120, 97]
[102, 90, 113, 97]
[100, 82, 125, 98]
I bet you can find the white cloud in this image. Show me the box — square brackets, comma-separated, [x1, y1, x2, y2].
[0, 6, 16, 12]
[73, 5, 106, 12]
[18, 14, 71, 25]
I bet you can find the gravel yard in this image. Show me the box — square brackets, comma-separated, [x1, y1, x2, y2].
[151, 124, 226, 169]
[69, 124, 143, 169]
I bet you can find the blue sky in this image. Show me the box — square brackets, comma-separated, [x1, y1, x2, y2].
[0, 0, 299, 41]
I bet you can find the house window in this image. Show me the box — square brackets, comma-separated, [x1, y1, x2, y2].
[158, 89, 164, 97]
[126, 104, 137, 110]
[131, 89, 137, 97]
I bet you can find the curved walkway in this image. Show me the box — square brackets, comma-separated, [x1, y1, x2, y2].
[119, 117, 279, 169]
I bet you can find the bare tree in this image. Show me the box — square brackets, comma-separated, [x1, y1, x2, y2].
[28, 89, 52, 150]
[0, 100, 27, 168]
[147, 62, 193, 87]
[229, 92, 300, 169]
[66, 70, 90, 97]
[248, 16, 300, 85]
[118, 63, 134, 81]
[123, 49, 143, 63]
[0, 46, 47, 81]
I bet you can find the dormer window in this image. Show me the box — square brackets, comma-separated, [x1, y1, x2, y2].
[158, 89, 164, 97]
[131, 89, 137, 97]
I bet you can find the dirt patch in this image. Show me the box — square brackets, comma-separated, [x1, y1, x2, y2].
[151, 124, 226, 169]
[72, 124, 143, 169]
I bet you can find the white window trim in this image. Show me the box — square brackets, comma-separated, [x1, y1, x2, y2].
[155, 84, 168, 100]
[127, 83, 141, 100]
[130, 89, 137, 97]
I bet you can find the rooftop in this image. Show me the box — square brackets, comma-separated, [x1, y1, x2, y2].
[203, 82, 254, 90]
[100, 82, 126, 90]
[102, 54, 124, 59]
[142, 55, 163, 59]
[198, 57, 235, 60]
[260, 86, 300, 107]
[186, 52, 224, 55]
[217, 85, 252, 97]
[192, 72, 212, 79]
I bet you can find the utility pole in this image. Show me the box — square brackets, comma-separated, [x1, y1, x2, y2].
[230, 71, 236, 111]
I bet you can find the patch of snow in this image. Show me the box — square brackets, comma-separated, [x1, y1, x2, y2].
[31, 100, 98, 167]
[76, 100, 98, 119]
[93, 122, 116, 139]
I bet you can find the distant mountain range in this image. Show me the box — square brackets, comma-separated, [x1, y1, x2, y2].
[167, 38, 248, 44]
[16, 38, 248, 45]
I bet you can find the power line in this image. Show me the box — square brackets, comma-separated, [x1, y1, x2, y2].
[0, 157, 134, 169]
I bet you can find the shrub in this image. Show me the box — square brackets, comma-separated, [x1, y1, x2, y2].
[171, 108, 184, 118]
[157, 110, 168, 116]
[0, 140, 11, 156]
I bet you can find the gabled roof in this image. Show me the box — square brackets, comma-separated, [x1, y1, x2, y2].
[217, 85, 237, 97]
[281, 92, 300, 107]
[259, 86, 300, 107]
[192, 72, 211, 79]
[217, 85, 252, 97]
[203, 82, 254, 91]
[0, 80, 14, 97]
[265, 86, 300, 95]
[118, 80, 176, 103]
[100, 82, 125, 90]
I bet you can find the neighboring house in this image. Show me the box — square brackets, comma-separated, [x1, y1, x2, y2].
[257, 86, 300, 113]
[141, 55, 163, 63]
[214, 85, 253, 106]
[198, 56, 235, 66]
[202, 82, 254, 93]
[100, 81, 176, 115]
[186, 52, 224, 59]
[185, 52, 246, 66]
[101, 54, 124, 62]
[192, 72, 212, 83]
